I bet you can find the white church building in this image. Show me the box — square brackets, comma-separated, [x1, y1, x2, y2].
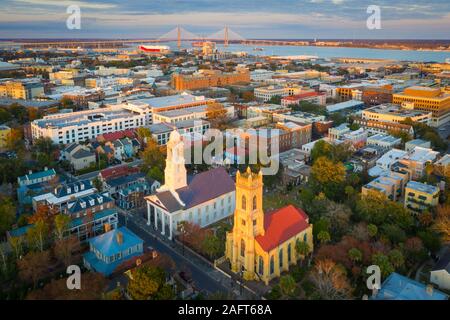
[145, 131, 236, 239]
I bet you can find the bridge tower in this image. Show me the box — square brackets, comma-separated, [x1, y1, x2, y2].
[177, 25, 181, 49]
[224, 26, 229, 47]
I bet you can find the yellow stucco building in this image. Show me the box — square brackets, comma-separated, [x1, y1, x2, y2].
[225, 168, 313, 285]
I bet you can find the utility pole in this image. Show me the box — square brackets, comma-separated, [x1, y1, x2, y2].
[177, 25, 181, 49]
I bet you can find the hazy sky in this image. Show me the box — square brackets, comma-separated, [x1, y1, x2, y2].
[0, 0, 449, 39]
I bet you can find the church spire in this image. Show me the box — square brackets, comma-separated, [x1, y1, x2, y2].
[161, 130, 187, 191]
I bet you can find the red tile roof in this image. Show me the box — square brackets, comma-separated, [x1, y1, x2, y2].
[282, 91, 324, 101]
[98, 129, 136, 142]
[100, 165, 140, 180]
[256, 205, 310, 252]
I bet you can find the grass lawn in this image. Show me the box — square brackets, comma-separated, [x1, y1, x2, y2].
[263, 189, 301, 212]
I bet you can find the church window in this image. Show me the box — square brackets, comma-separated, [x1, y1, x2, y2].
[241, 195, 246, 210]
[240, 239, 245, 257]
[303, 234, 307, 242]
[258, 256, 264, 275]
[253, 219, 257, 226]
[252, 196, 257, 210]
[288, 244, 292, 262]
[279, 249, 283, 268]
[270, 256, 274, 274]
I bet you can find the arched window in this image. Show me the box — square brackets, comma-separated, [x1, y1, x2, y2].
[258, 256, 264, 275]
[252, 196, 257, 210]
[240, 239, 245, 257]
[241, 195, 246, 210]
[279, 249, 283, 268]
[270, 256, 274, 274]
[287, 244, 292, 263]
[303, 233, 308, 242]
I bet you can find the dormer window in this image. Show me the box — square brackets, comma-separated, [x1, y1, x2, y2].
[81, 184, 85, 190]
[67, 187, 71, 194]
[89, 199, 95, 206]
[74, 186, 79, 192]
[98, 197, 103, 204]
[80, 201, 86, 208]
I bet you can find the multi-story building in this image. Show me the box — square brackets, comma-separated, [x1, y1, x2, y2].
[0, 80, 44, 100]
[281, 91, 326, 107]
[275, 122, 312, 148]
[353, 117, 415, 136]
[362, 104, 432, 125]
[250, 69, 275, 82]
[397, 147, 440, 180]
[30, 105, 147, 144]
[404, 181, 440, 213]
[152, 104, 234, 124]
[393, 86, 450, 127]
[149, 119, 210, 146]
[172, 67, 250, 91]
[254, 85, 303, 102]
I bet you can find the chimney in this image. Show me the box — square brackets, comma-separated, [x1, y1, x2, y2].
[104, 223, 111, 233]
[426, 284, 434, 296]
[116, 231, 123, 245]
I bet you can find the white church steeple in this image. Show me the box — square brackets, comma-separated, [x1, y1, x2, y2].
[162, 130, 187, 191]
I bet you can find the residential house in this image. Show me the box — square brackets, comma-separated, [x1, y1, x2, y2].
[430, 248, 450, 291]
[83, 227, 144, 276]
[404, 181, 440, 213]
[60, 142, 96, 171]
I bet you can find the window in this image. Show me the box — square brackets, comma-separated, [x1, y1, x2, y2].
[258, 256, 264, 275]
[241, 195, 246, 210]
[270, 256, 274, 274]
[279, 249, 283, 268]
[303, 234, 307, 242]
[242, 219, 246, 226]
[287, 244, 292, 262]
[252, 196, 257, 210]
[240, 239, 245, 257]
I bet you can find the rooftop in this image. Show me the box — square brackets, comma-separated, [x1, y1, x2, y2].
[406, 181, 439, 194]
[134, 92, 211, 110]
[364, 104, 431, 117]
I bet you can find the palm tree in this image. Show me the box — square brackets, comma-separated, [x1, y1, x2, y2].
[295, 240, 310, 266]
[348, 248, 363, 264]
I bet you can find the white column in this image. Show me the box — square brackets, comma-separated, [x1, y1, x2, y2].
[154, 208, 158, 230]
[146, 202, 151, 226]
[169, 216, 173, 240]
[161, 212, 166, 235]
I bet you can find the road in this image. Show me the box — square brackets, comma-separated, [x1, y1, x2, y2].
[118, 210, 256, 298]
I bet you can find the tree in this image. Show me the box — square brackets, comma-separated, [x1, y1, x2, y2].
[27, 272, 106, 300]
[5, 128, 24, 151]
[367, 224, 378, 238]
[206, 103, 228, 127]
[310, 140, 333, 164]
[312, 157, 345, 185]
[201, 234, 222, 259]
[26, 219, 49, 252]
[18, 250, 51, 287]
[309, 259, 352, 300]
[33, 137, 55, 154]
[388, 249, 405, 269]
[268, 95, 282, 105]
[317, 231, 331, 245]
[92, 177, 103, 193]
[372, 253, 394, 278]
[140, 137, 165, 175]
[295, 240, 310, 266]
[54, 214, 70, 241]
[60, 97, 74, 109]
[279, 275, 297, 297]
[53, 236, 80, 267]
[148, 166, 164, 183]
[136, 127, 152, 139]
[127, 265, 170, 300]
[433, 205, 450, 243]
[348, 248, 363, 264]
[0, 197, 16, 239]
[8, 236, 24, 260]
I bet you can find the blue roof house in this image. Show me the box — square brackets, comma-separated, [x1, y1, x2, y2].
[83, 227, 144, 276]
[373, 273, 448, 300]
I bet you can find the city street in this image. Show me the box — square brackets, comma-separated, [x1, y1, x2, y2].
[118, 209, 258, 299]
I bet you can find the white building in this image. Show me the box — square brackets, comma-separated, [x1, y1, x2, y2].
[145, 131, 236, 239]
[250, 69, 275, 82]
[31, 105, 147, 145]
[367, 133, 401, 150]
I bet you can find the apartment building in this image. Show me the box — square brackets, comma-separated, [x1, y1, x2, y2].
[281, 91, 326, 107]
[0, 79, 44, 100]
[404, 181, 440, 213]
[393, 86, 450, 127]
[254, 85, 304, 102]
[362, 103, 432, 125]
[172, 67, 250, 91]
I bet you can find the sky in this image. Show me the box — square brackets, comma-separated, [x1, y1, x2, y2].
[0, 0, 449, 39]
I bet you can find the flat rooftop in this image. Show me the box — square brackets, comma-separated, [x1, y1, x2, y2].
[364, 104, 431, 117]
[134, 93, 211, 109]
[406, 181, 439, 194]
